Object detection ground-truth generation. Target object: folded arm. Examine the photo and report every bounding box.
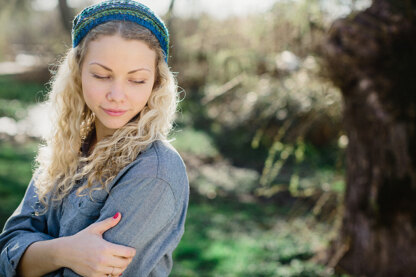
[85,174,188,277]
[0,177,59,277]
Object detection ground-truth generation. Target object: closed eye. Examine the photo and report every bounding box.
[131,80,146,84]
[92,74,109,80]
[91,74,145,84]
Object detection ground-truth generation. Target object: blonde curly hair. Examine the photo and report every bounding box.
[33,21,178,215]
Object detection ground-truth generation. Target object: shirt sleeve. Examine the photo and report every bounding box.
[0,176,55,277]
[94,175,185,277]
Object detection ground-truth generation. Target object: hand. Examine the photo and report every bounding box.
[60,212,136,277]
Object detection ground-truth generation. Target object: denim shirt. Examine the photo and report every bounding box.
[0,140,189,277]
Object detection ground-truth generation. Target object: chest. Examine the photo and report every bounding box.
[58,180,110,237]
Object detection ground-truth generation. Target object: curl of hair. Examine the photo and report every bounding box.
[33,21,178,215]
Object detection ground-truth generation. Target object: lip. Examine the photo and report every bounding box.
[102,107,127,116]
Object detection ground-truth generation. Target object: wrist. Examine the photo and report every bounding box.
[53,236,73,268]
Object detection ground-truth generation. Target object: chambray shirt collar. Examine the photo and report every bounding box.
[80,127,155,158]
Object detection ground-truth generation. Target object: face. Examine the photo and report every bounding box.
[81,35,157,140]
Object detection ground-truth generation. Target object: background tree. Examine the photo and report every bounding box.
[58,0,74,33]
[324,0,416,275]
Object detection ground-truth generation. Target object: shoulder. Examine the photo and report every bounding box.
[152,140,188,182]
[135,140,187,178]
[117,140,189,201]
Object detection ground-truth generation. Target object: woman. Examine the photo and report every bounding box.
[0,1,189,276]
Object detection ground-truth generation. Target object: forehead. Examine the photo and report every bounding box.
[83,35,157,70]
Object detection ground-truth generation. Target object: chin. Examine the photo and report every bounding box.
[101,120,128,130]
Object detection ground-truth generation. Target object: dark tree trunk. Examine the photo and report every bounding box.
[324,0,416,276]
[58,0,74,33]
[165,0,176,64]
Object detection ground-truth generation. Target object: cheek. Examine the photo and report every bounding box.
[130,88,152,107]
[142,83,154,102]
[81,76,105,107]
[81,83,95,107]
[81,73,91,103]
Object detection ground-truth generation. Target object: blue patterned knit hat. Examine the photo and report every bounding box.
[72,0,169,63]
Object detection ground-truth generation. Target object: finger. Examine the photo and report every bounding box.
[107,255,132,269]
[108,243,136,258]
[89,212,122,235]
[104,264,125,276]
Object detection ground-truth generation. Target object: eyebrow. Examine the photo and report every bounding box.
[89,62,151,74]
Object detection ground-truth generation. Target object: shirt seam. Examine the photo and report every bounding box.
[152,142,179,206]
[125,178,177,247]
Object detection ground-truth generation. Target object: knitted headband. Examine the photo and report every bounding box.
[72,0,169,63]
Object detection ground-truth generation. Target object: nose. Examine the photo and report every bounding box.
[107,80,125,102]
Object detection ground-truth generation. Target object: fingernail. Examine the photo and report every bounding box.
[113,212,119,219]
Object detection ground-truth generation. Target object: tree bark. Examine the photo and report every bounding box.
[165,0,176,64]
[324,0,416,276]
[58,0,74,34]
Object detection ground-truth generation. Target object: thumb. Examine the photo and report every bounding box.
[89,212,121,235]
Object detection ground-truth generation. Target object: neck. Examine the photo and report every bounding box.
[89,132,97,154]
[94,120,116,142]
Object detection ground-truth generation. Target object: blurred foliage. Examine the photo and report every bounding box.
[0,76,46,103]
[0,99,29,120]
[169,0,347,203]
[0,0,372,275]
[172,196,334,276]
[0,76,47,120]
[0,141,349,276]
[0,0,80,61]
[170,128,219,159]
[0,140,38,226]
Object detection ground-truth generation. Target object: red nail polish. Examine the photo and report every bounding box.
[113,212,119,219]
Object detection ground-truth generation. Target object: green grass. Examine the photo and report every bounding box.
[0,76,47,120]
[0,76,47,103]
[0,140,38,225]
[171,196,333,276]
[0,98,30,120]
